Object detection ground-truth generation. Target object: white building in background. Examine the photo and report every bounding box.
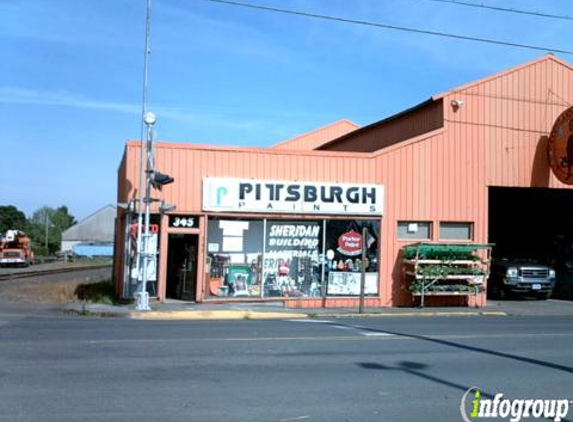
[61,205,116,254]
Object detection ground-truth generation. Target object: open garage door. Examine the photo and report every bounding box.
[488,187,573,298]
[489,187,573,262]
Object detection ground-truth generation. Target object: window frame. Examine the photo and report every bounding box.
[438,221,474,241]
[397,220,433,241]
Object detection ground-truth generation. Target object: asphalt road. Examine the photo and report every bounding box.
[0,311,571,422]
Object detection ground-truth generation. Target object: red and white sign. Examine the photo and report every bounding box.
[337,230,363,256]
[547,106,573,185]
[130,223,159,237]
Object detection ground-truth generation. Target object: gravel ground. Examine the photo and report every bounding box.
[0,266,112,304]
[0,260,110,275]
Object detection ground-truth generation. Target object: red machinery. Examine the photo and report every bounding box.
[0,230,34,267]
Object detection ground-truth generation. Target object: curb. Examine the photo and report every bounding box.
[129,310,309,320]
[64,306,507,320]
[316,311,508,318]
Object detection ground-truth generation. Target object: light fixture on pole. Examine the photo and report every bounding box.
[144,111,156,126]
[159,201,176,213]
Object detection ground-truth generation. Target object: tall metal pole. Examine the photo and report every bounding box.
[358,227,368,314]
[135,0,152,298]
[44,213,49,252]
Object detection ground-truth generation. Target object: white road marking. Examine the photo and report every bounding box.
[286,319,394,336]
[278,416,310,422]
[361,331,394,336]
[283,319,333,323]
[548,299,573,304]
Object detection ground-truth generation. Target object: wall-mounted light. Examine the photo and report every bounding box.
[451,99,465,110]
[159,201,176,213]
[117,198,137,211]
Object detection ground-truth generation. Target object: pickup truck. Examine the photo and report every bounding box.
[488,259,555,299]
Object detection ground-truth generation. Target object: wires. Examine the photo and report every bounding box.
[191,0,573,55]
[423,0,573,21]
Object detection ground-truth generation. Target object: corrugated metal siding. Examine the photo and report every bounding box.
[117,150,128,203]
[319,100,444,152]
[272,120,359,150]
[445,56,573,189]
[62,205,116,242]
[372,129,487,304]
[114,151,128,293]
[144,146,377,212]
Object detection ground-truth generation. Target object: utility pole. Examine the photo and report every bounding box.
[134,0,152,302]
[133,0,174,309]
[44,212,49,252]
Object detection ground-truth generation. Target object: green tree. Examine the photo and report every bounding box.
[0,205,27,234]
[53,206,77,230]
[27,206,76,255]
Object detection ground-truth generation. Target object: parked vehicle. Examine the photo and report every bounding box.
[0,230,34,267]
[488,258,555,299]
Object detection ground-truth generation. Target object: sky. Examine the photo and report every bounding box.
[2,0,573,221]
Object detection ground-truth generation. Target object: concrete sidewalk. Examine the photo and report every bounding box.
[62,297,573,320]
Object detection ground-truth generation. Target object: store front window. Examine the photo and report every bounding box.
[263,220,323,297]
[324,220,379,296]
[207,218,263,298]
[207,217,380,299]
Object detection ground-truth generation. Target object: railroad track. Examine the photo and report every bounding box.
[0,264,112,282]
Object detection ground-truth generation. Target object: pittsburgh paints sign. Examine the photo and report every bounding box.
[203,178,384,216]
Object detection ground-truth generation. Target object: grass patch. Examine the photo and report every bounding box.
[72,257,113,266]
[75,279,117,305]
[65,308,97,317]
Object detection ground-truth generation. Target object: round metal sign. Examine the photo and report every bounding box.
[337,230,363,256]
[548,106,573,184]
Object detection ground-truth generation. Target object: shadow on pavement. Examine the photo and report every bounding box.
[357,361,495,398]
[355,326,573,375]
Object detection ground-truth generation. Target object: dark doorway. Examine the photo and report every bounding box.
[488,186,573,265]
[166,234,198,301]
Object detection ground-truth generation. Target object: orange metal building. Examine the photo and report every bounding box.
[115,54,573,308]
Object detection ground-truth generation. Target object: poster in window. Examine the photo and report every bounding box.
[326,272,378,295]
